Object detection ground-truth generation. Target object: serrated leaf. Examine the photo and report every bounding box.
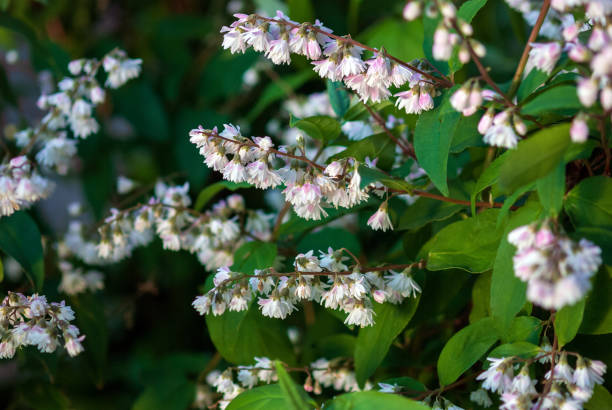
[521,85,581,115]
[437,317,499,386]
[0,212,44,290]
[499,123,571,194]
[327,80,350,118]
[325,391,429,410]
[564,176,612,229]
[227,384,286,410]
[354,296,421,386]
[291,115,341,142]
[536,161,565,217]
[555,299,586,347]
[275,362,313,410]
[425,209,504,273]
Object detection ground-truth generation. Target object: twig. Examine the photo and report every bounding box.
[508,0,552,98]
[363,103,415,158]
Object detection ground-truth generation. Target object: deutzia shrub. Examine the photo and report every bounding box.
[1,0,611,409]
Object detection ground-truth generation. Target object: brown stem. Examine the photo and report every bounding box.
[210,260,426,291]
[410,189,512,209]
[536,311,558,410]
[363,103,415,158]
[271,201,292,240]
[448,19,513,106]
[254,15,453,88]
[508,0,552,98]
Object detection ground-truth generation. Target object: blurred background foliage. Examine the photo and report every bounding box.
[0,0,596,409]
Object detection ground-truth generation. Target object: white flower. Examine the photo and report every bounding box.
[573,357,606,390]
[477,357,514,393]
[483,111,518,149]
[470,388,492,407]
[258,295,296,319]
[367,203,393,231]
[104,54,142,88]
[384,269,421,298]
[254,357,277,383]
[344,302,375,327]
[525,42,561,75]
[192,295,211,315]
[237,369,258,388]
[117,176,137,194]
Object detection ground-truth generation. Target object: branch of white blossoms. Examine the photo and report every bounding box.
[0,292,84,359]
[475,348,607,409]
[195,356,372,410]
[221,11,452,115]
[0,49,142,218]
[193,248,425,328]
[445,0,612,150]
[508,219,602,311]
[64,181,273,272]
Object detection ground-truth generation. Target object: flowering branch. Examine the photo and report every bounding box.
[508,0,552,98]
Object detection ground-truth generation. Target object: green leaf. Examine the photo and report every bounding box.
[330,132,396,170]
[555,299,586,347]
[227,384,286,410]
[491,200,542,333]
[206,303,294,365]
[585,385,612,410]
[499,123,571,194]
[536,161,565,217]
[359,19,424,62]
[327,80,350,118]
[489,341,541,359]
[470,151,511,215]
[325,391,429,410]
[297,227,361,258]
[580,268,612,335]
[517,69,549,101]
[194,181,251,211]
[231,241,277,273]
[425,209,504,273]
[564,176,612,229]
[0,212,44,290]
[287,0,314,22]
[132,378,195,410]
[505,316,542,344]
[354,296,421,386]
[414,88,462,196]
[437,317,499,386]
[291,115,341,142]
[521,85,581,116]
[275,362,313,410]
[457,0,488,21]
[398,197,465,231]
[470,272,491,323]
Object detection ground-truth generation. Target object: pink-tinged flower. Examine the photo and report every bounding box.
[577,77,598,107]
[246,160,282,189]
[433,27,453,60]
[312,57,342,81]
[571,114,589,143]
[477,357,514,393]
[293,200,328,220]
[390,63,413,87]
[525,42,561,75]
[324,161,344,178]
[384,269,421,298]
[222,159,247,183]
[337,51,365,78]
[478,109,495,134]
[403,1,422,20]
[367,203,393,231]
[192,294,212,315]
[574,357,606,389]
[601,85,612,110]
[243,25,272,52]
[364,53,391,88]
[266,35,291,65]
[591,45,612,78]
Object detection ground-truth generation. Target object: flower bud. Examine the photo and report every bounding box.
[577,77,598,107]
[402,1,422,21]
[478,108,494,134]
[570,114,589,143]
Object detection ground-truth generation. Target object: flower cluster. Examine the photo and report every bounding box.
[190,124,373,221]
[476,351,607,409]
[56,260,104,296]
[64,182,272,271]
[0,292,84,358]
[404,1,486,65]
[193,248,422,327]
[1,49,141,218]
[220,11,444,113]
[0,156,53,217]
[508,221,602,310]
